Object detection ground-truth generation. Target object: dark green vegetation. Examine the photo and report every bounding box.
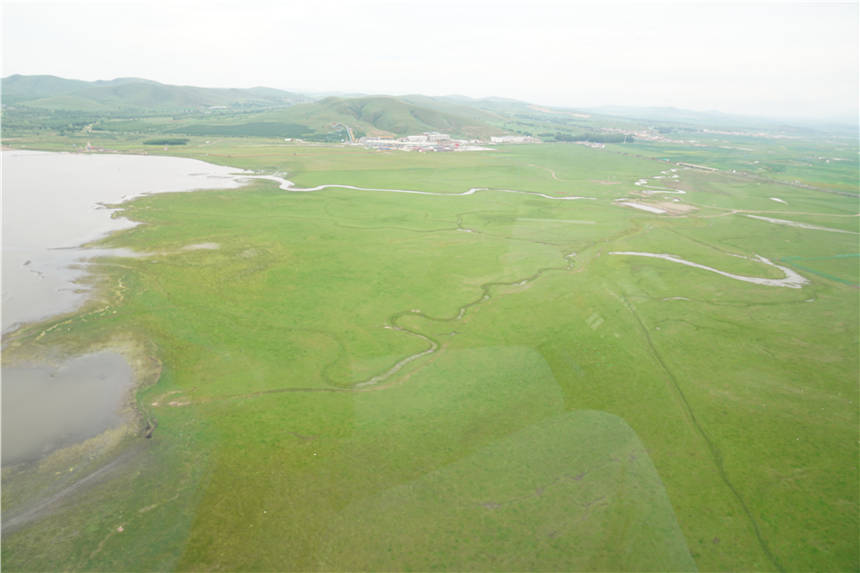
[2,79,859,571]
[143,138,189,146]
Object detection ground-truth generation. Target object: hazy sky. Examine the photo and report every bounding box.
[2,0,858,120]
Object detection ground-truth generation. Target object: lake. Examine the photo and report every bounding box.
[1,149,250,464]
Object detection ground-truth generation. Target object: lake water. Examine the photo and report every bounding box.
[1,351,134,465]
[2,149,248,332]
[1,149,250,464]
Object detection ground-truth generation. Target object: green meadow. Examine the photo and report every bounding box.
[2,139,858,571]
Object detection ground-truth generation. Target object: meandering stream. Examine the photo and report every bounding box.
[242,174,595,200]
[609,251,809,288]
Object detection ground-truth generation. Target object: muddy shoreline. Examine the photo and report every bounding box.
[1,150,242,534]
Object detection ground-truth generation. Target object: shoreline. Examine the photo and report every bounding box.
[0,151,195,534]
[1,149,252,333]
[1,149,246,510]
[1,332,163,534]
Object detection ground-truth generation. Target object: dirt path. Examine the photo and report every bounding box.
[619,293,786,572]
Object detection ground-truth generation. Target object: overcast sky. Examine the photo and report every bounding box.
[2,0,858,120]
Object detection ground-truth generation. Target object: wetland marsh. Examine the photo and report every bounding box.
[3,0,858,568]
[1,150,248,490]
[2,136,857,572]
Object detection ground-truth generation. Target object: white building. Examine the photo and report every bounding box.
[490,135,540,144]
[425,132,450,142]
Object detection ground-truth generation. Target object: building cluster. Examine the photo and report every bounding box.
[574,141,606,149]
[489,135,540,144]
[358,132,492,152]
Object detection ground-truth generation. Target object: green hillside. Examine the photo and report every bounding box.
[2,75,509,140]
[1,74,306,112]
[1,75,511,138]
[159,95,508,140]
[314,95,505,137]
[1,74,101,104]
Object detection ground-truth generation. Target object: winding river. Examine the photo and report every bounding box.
[241,174,595,200]
[609,251,809,288]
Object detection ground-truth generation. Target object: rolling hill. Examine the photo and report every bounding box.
[171,95,510,140]
[1,74,307,112]
[6,73,827,142]
[2,75,511,139]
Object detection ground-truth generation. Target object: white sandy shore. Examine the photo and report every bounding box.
[609,251,809,288]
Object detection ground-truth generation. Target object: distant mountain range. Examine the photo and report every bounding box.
[583,105,857,133]
[3,74,585,140]
[1,74,308,111]
[4,74,850,141]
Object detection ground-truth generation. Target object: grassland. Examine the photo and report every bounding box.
[2,134,858,571]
